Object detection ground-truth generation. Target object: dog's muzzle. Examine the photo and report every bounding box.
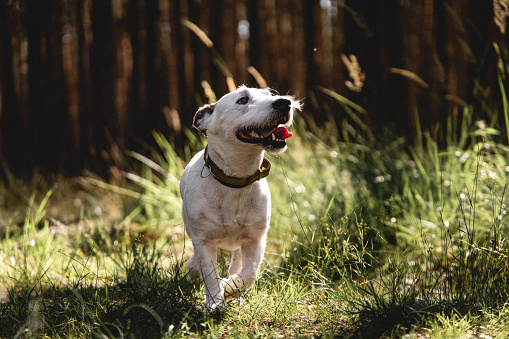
[235,99,293,149]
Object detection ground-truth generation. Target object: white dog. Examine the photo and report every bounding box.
[180,86,300,314]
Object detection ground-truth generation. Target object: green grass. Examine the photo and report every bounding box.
[2,85,509,337]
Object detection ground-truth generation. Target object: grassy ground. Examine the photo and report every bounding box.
[2,107,509,338]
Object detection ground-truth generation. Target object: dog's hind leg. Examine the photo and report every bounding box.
[187,254,200,280]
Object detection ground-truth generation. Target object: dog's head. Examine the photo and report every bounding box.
[193,86,301,154]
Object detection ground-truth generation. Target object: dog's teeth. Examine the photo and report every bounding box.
[271,134,276,141]
[249,131,258,138]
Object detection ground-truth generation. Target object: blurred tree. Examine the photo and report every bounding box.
[0,0,505,178]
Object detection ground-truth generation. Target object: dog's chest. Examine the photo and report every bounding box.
[218,190,268,227]
[204,186,270,246]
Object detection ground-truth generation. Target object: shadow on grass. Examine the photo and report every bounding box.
[343,241,509,338]
[0,245,205,338]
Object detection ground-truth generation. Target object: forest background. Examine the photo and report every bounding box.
[1,0,507,178]
[2,1,509,337]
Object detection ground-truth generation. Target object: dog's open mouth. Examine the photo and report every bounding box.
[236,117,292,148]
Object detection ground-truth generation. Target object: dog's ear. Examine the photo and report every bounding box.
[193,103,215,136]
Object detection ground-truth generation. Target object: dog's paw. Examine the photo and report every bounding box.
[204,300,227,316]
[222,275,244,300]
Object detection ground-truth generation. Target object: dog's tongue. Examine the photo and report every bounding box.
[262,126,293,139]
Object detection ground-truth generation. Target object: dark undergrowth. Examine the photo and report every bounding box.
[0,245,203,338]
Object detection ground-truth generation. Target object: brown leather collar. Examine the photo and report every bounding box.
[203,146,271,188]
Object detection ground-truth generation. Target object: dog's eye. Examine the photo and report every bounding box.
[236,97,249,105]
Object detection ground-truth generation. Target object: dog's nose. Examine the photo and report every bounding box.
[272,98,291,112]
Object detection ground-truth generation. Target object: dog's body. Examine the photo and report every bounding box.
[180,86,299,313]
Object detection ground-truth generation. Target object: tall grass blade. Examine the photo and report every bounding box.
[498,74,509,145]
[316,86,374,142]
[181,18,235,87]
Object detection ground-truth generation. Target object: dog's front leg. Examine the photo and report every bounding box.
[193,240,226,314]
[228,248,242,275]
[223,238,266,298]
[223,248,242,301]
